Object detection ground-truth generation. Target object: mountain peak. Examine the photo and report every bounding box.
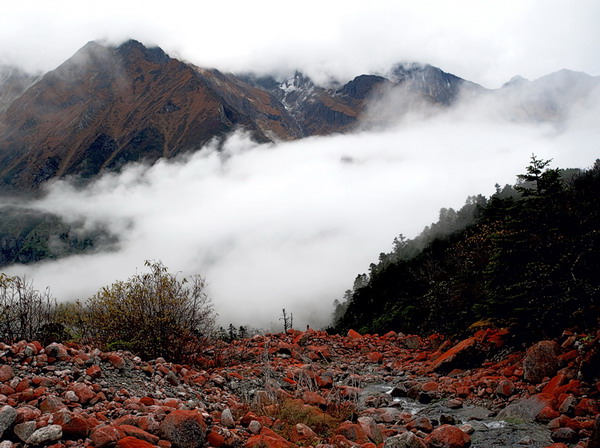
[115,39,170,65]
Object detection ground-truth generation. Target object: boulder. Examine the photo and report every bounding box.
[159,410,207,448]
[383,431,427,448]
[427,337,484,373]
[425,425,471,448]
[0,405,17,438]
[498,393,555,422]
[0,365,15,383]
[347,329,362,339]
[220,408,235,428]
[523,341,560,383]
[91,425,127,448]
[26,425,63,445]
[336,422,370,444]
[14,421,37,442]
[44,342,69,361]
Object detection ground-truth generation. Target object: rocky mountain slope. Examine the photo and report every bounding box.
[2,39,598,192]
[0,66,38,113]
[0,328,598,448]
[0,40,303,190]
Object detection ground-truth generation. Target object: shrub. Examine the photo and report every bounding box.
[84,260,216,362]
[0,273,57,343]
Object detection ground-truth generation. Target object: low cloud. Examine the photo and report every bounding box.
[4,90,600,330]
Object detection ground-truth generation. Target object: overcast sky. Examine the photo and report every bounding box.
[1,0,600,87]
[2,0,600,330]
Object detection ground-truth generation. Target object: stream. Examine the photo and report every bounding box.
[359,384,554,448]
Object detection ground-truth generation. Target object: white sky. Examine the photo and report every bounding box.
[1,0,599,87]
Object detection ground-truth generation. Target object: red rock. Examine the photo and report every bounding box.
[108,354,125,370]
[557,349,578,363]
[422,381,439,392]
[119,425,159,444]
[495,379,515,397]
[523,341,560,383]
[240,412,260,427]
[357,416,384,443]
[367,352,384,363]
[117,436,155,448]
[428,337,479,373]
[575,397,598,416]
[316,374,333,388]
[159,410,206,448]
[15,405,42,423]
[91,425,126,448]
[14,378,29,392]
[407,416,434,433]
[303,391,326,407]
[0,365,15,382]
[54,412,90,439]
[425,425,471,448]
[347,329,362,339]
[40,396,67,414]
[336,422,370,444]
[245,428,292,448]
[536,406,560,423]
[44,343,69,361]
[543,374,567,396]
[207,431,226,447]
[139,396,155,406]
[70,383,95,404]
[289,423,317,442]
[86,365,102,379]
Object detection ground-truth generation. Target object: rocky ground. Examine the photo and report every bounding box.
[0,328,598,448]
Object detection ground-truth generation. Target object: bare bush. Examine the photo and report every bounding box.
[0,273,57,343]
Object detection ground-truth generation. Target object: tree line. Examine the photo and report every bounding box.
[331,156,600,342]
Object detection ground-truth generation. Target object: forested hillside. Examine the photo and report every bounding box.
[332,157,600,341]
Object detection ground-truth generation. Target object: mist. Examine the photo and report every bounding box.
[1,1,600,88]
[3,83,599,330]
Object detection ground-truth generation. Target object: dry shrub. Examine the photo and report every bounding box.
[83,260,216,362]
[0,273,58,343]
[273,398,338,438]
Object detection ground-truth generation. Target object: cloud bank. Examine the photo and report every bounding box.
[1,0,600,87]
[5,88,599,330]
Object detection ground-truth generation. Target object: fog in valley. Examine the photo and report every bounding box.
[4,83,599,329]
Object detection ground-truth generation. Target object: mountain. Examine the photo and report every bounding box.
[0,40,302,190]
[0,41,487,190]
[241,71,390,135]
[0,39,598,192]
[495,69,600,122]
[389,62,484,105]
[0,65,38,113]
